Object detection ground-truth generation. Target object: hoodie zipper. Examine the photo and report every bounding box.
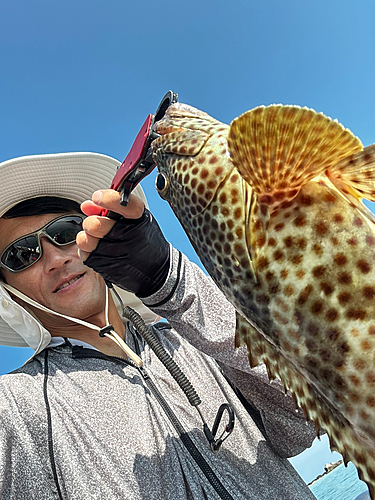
[128,327,235,500]
[71,333,235,500]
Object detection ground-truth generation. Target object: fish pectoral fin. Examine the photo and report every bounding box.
[227,105,362,206]
[327,144,375,201]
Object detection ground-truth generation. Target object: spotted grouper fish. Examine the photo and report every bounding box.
[151,102,375,496]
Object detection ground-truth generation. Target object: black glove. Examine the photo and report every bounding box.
[83,209,170,298]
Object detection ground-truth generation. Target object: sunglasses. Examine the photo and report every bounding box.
[0,214,85,273]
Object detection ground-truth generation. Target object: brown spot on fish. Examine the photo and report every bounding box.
[234,244,245,256]
[325,193,336,203]
[311,301,324,314]
[268,237,277,246]
[313,243,323,256]
[354,217,363,227]
[333,214,344,223]
[230,174,239,183]
[338,292,351,304]
[227,219,234,229]
[368,326,375,335]
[274,192,286,201]
[265,271,274,281]
[321,282,334,295]
[297,238,307,250]
[280,269,288,279]
[312,265,326,278]
[192,167,199,175]
[294,215,306,227]
[334,253,347,266]
[361,340,372,351]
[258,257,269,269]
[273,250,284,261]
[269,283,280,294]
[307,323,320,336]
[284,285,294,296]
[349,374,361,386]
[256,235,266,248]
[326,309,339,322]
[315,221,328,235]
[297,285,313,305]
[283,236,293,247]
[300,194,314,205]
[296,270,305,279]
[234,207,242,219]
[350,392,361,403]
[366,235,375,246]
[366,372,375,386]
[348,237,358,246]
[355,359,366,371]
[291,254,303,265]
[215,166,224,176]
[346,309,366,321]
[363,286,375,300]
[338,272,352,285]
[275,223,285,232]
[331,237,339,246]
[200,169,209,179]
[366,396,375,407]
[209,156,218,164]
[357,260,371,274]
[327,328,340,342]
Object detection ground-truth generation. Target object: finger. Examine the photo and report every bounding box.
[80,200,103,217]
[76,230,101,254]
[81,215,115,239]
[90,189,145,219]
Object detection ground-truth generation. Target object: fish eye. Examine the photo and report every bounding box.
[155,173,169,197]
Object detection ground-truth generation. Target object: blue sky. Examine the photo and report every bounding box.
[1,0,374,487]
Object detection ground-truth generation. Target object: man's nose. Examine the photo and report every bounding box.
[40,238,75,272]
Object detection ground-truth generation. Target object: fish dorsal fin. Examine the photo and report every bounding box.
[327,144,375,201]
[227,105,363,207]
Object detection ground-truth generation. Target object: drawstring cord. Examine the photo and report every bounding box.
[111,286,235,454]
[2,283,143,366]
[3,282,235,453]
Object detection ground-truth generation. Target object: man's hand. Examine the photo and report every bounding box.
[76,189,170,298]
[77,189,145,260]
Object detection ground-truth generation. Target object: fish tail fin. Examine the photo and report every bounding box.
[227,105,362,207]
[327,144,375,201]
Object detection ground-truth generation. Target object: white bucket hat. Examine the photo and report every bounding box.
[0,152,159,354]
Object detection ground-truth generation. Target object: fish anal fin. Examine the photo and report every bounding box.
[235,312,375,497]
[327,144,375,201]
[227,105,363,205]
[235,313,263,368]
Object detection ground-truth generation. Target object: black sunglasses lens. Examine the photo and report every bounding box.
[1,215,83,272]
[2,235,40,271]
[46,216,83,244]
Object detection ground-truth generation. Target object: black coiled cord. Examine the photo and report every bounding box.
[122,306,201,407]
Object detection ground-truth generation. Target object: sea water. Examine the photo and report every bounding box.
[309,462,369,500]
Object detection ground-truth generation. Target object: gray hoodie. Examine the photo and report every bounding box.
[0,248,317,499]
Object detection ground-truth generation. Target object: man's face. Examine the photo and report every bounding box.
[0,213,106,321]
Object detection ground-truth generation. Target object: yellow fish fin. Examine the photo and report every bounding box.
[227,105,363,207]
[235,312,375,490]
[327,144,375,201]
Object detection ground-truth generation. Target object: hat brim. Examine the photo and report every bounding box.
[0,151,147,216]
[0,152,155,353]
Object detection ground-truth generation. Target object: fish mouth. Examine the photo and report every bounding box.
[53,273,85,293]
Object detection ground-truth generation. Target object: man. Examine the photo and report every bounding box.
[0,152,317,499]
